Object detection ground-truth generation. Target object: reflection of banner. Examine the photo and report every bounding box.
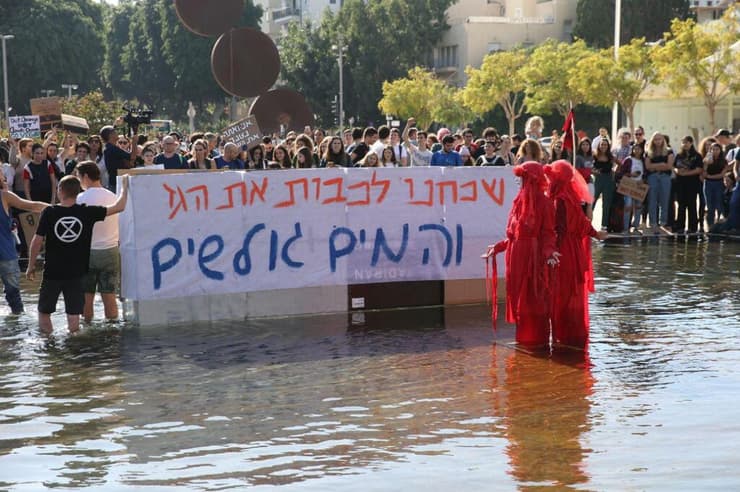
[120,168,515,301]
[8,116,40,138]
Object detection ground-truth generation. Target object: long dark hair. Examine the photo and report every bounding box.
[676,135,698,158]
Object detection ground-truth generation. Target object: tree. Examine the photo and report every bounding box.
[572,38,659,131]
[462,49,528,134]
[0,0,105,114]
[654,10,740,130]
[519,39,594,117]
[572,0,692,48]
[61,91,122,136]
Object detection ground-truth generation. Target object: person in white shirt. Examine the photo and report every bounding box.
[389,128,408,167]
[74,161,121,322]
[370,125,391,158]
[402,118,433,166]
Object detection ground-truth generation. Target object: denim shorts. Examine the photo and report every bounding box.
[81,247,120,294]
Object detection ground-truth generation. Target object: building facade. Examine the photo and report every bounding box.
[255,0,342,40]
[433,0,578,86]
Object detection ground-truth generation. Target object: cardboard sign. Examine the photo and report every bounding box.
[61,114,89,134]
[17,212,40,246]
[8,116,41,139]
[617,178,649,202]
[221,116,262,150]
[30,97,62,131]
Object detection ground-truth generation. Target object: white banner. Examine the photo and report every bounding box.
[120,167,515,301]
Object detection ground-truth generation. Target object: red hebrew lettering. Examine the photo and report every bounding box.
[275,178,310,208]
[436,181,458,205]
[216,182,247,210]
[460,180,478,202]
[347,179,370,206]
[321,177,347,205]
[409,179,434,206]
[481,178,505,205]
[185,185,209,211]
[163,184,188,220]
[249,177,268,204]
[371,171,390,204]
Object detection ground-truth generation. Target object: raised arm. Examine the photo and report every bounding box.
[106,175,129,216]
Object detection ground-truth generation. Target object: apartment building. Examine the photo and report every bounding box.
[433,0,578,86]
[255,0,342,40]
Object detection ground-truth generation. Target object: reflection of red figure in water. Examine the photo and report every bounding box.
[544,160,607,350]
[484,162,560,347]
[490,345,594,488]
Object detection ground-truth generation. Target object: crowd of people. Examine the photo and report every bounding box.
[0,113,738,333]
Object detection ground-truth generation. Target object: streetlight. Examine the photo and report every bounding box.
[61,83,78,99]
[331,34,347,132]
[40,89,56,98]
[611,0,621,144]
[1,34,13,131]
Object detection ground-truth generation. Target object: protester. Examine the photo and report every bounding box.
[431,135,463,166]
[618,142,646,234]
[673,136,703,233]
[497,135,516,167]
[389,129,408,167]
[515,138,544,165]
[64,142,91,176]
[0,172,48,315]
[402,119,432,167]
[154,135,188,169]
[645,132,675,233]
[23,144,57,204]
[271,145,292,169]
[371,125,391,157]
[703,142,730,227]
[320,136,352,168]
[350,127,376,164]
[476,141,504,166]
[75,162,121,323]
[484,162,560,348]
[188,139,216,170]
[357,151,380,168]
[545,161,607,350]
[101,126,138,193]
[592,138,615,231]
[214,143,245,170]
[26,175,129,334]
[380,146,397,167]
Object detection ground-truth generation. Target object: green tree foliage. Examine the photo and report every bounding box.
[573,38,659,131]
[572,0,692,48]
[0,0,105,114]
[462,49,528,135]
[519,39,594,117]
[61,90,122,136]
[653,10,740,130]
[280,0,453,126]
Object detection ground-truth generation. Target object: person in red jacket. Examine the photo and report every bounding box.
[484,162,560,348]
[544,160,608,350]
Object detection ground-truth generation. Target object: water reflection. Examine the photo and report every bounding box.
[490,347,593,490]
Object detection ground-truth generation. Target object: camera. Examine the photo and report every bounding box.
[122,104,153,135]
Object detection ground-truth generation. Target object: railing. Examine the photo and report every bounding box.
[272,7,300,21]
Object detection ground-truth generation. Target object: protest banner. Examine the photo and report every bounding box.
[220,116,262,150]
[119,167,514,301]
[8,116,40,139]
[61,114,90,134]
[30,97,62,131]
[617,178,649,202]
[17,212,40,248]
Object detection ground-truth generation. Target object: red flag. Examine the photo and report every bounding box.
[562,109,575,152]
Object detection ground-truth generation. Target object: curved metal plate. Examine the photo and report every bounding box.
[211,28,280,98]
[174,0,244,37]
[249,89,315,134]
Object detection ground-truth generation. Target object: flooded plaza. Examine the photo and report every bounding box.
[1,236,739,491]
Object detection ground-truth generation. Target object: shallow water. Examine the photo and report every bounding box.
[1,237,739,491]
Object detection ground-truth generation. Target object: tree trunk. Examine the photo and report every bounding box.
[707,100,716,132]
[625,105,635,135]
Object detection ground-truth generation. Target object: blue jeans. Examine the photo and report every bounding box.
[623,195,642,230]
[0,259,23,313]
[703,179,724,227]
[647,173,671,227]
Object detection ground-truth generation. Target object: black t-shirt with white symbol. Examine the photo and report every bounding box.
[36,204,107,280]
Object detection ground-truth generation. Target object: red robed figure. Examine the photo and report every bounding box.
[544,160,602,350]
[486,162,558,347]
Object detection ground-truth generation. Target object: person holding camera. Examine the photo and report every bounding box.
[101,125,138,193]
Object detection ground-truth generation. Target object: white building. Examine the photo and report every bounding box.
[255,0,342,40]
[433,0,578,86]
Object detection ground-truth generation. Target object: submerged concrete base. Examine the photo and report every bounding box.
[123,285,349,326]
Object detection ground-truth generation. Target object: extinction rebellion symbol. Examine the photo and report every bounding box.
[54,217,83,243]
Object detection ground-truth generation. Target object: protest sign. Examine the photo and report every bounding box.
[220,116,262,150]
[617,178,649,202]
[61,114,90,134]
[17,212,40,248]
[30,97,62,131]
[119,167,514,301]
[8,116,40,139]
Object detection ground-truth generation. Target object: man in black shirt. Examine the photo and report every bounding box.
[101,125,138,193]
[26,174,129,334]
